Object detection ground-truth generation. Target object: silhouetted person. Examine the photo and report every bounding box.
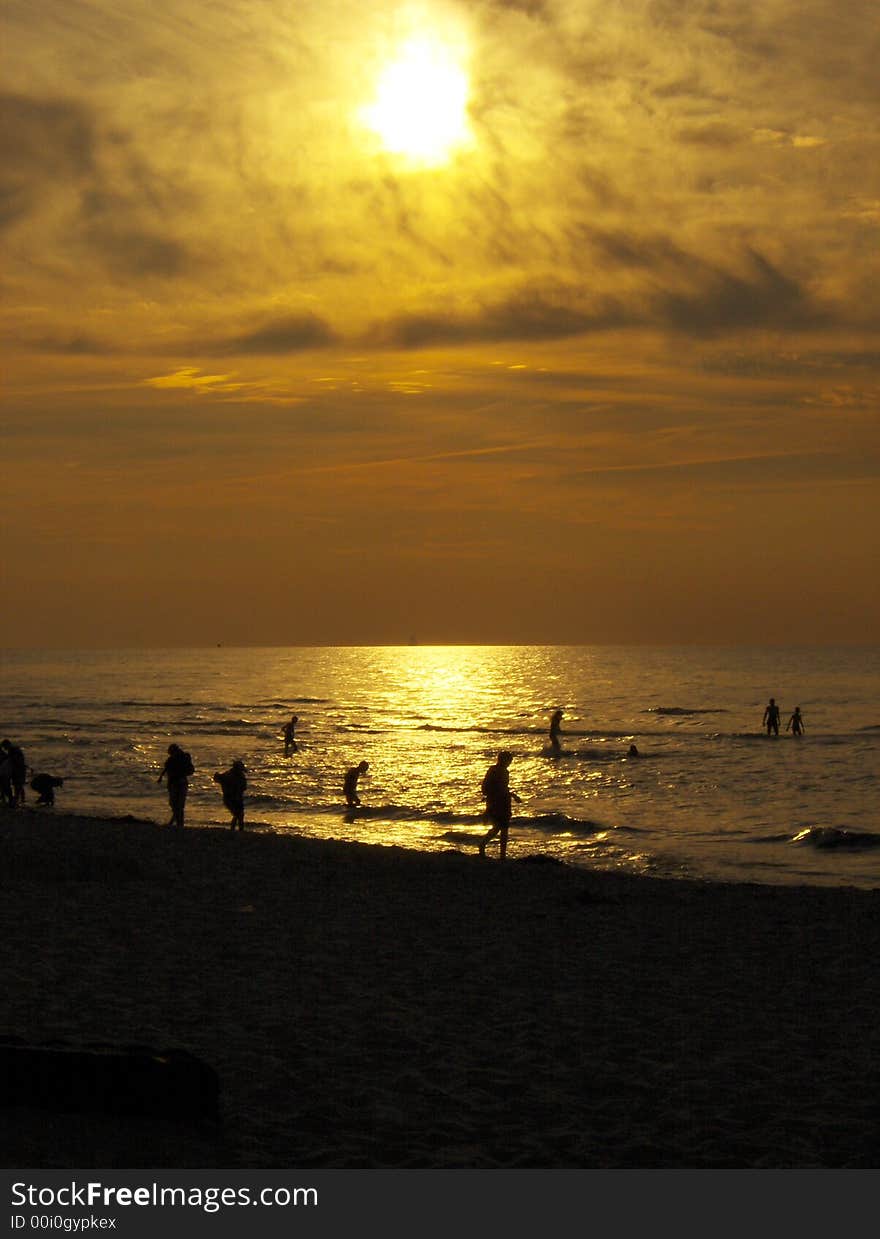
[31,773,64,806]
[283,715,299,756]
[0,750,15,807]
[158,742,194,828]
[343,760,369,808]
[787,706,805,736]
[1,740,27,806]
[478,751,521,862]
[214,759,247,830]
[549,710,564,752]
[627,744,640,758]
[763,698,781,736]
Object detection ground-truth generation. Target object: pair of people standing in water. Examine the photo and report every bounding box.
[763,699,806,736]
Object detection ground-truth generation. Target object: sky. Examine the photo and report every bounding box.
[3,0,879,647]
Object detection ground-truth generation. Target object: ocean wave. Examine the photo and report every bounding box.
[115,700,202,709]
[436,812,616,844]
[239,801,617,839]
[241,791,306,807]
[791,826,880,851]
[416,724,643,743]
[524,812,612,836]
[646,707,729,716]
[416,724,540,736]
[265,698,330,706]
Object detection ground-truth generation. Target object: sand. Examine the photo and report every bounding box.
[1,809,878,1169]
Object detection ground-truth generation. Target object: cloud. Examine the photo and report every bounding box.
[655,249,828,335]
[368,245,828,347]
[677,122,743,148]
[752,128,827,149]
[562,450,880,488]
[699,347,880,378]
[2,331,122,356]
[584,228,692,272]
[82,221,192,278]
[369,286,633,348]
[144,368,245,393]
[3,5,877,359]
[0,92,96,228]
[193,313,339,355]
[0,88,197,280]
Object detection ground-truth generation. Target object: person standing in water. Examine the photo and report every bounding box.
[283,715,299,756]
[343,760,369,808]
[478,751,521,862]
[787,706,805,736]
[762,698,781,736]
[158,742,194,828]
[214,759,247,830]
[549,709,564,753]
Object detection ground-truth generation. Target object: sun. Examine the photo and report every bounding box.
[361,36,472,166]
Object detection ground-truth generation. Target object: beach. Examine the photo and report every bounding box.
[1,810,878,1169]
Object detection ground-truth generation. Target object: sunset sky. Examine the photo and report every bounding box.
[3,0,878,647]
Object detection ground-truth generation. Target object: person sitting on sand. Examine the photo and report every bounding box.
[343,760,369,808]
[158,742,194,828]
[762,698,781,737]
[214,759,247,831]
[549,710,564,752]
[283,715,299,756]
[30,773,64,806]
[478,751,521,862]
[787,706,805,736]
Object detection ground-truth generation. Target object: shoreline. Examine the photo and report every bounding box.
[2,810,878,1168]
[12,802,880,894]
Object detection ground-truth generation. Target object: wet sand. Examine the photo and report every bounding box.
[1,810,878,1168]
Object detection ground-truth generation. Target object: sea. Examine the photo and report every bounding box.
[2,645,878,891]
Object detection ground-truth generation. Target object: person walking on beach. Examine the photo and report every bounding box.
[214,759,247,831]
[549,710,564,753]
[283,715,299,756]
[343,760,369,808]
[762,698,781,736]
[787,706,805,736]
[0,748,15,807]
[478,751,521,862]
[1,740,27,806]
[158,742,194,828]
